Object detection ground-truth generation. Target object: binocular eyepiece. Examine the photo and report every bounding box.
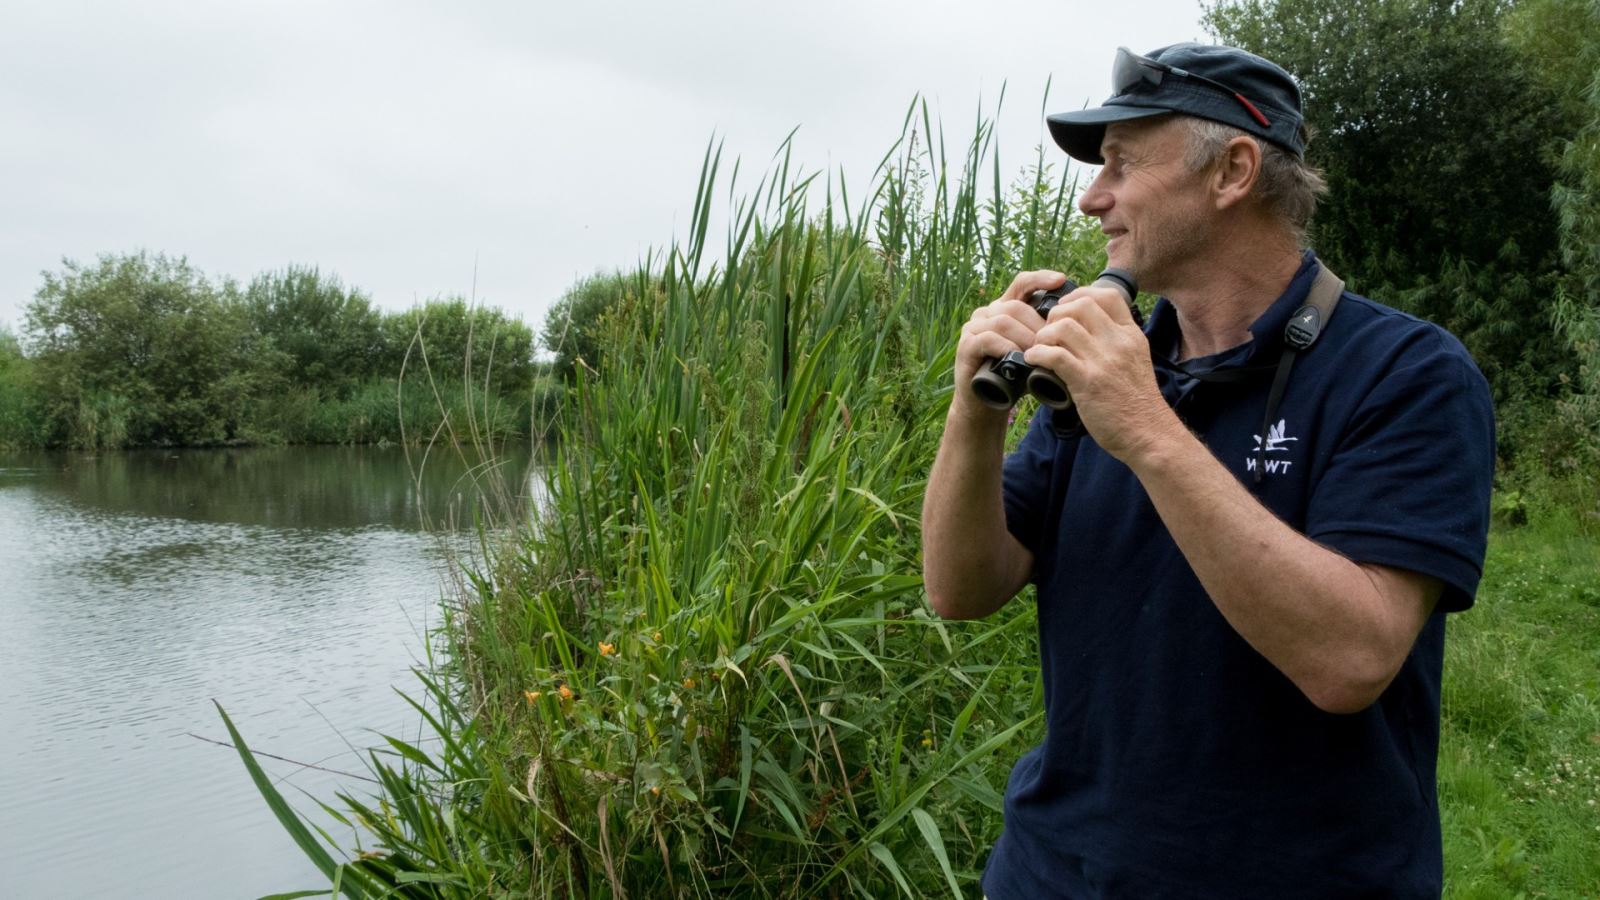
[969,268,1139,411]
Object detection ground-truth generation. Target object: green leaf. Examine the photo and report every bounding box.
[215,702,373,899]
[912,807,962,899]
[382,735,442,775]
[396,871,471,886]
[867,842,915,898]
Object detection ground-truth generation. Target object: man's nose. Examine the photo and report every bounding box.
[1078,169,1111,217]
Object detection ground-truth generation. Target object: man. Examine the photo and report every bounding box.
[921,43,1494,898]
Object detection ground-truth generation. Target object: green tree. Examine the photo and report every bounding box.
[23,252,272,447]
[1203,0,1574,400]
[542,271,632,380]
[1506,0,1600,470]
[1507,0,1600,320]
[382,297,535,397]
[245,265,383,398]
[0,325,47,447]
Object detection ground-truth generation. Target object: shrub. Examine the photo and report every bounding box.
[543,271,635,380]
[22,252,274,446]
[246,265,385,399]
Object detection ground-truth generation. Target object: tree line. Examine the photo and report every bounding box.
[1202,0,1600,486]
[0,253,546,449]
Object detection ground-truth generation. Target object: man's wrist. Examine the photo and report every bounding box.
[947,388,1014,433]
[1118,405,1195,475]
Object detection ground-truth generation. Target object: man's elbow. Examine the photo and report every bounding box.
[924,586,988,621]
[1301,663,1399,715]
[922,568,1011,621]
[921,537,1033,621]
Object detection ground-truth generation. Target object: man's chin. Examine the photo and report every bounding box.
[1104,242,1131,271]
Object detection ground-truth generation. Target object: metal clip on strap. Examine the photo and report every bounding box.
[1255,263,1344,483]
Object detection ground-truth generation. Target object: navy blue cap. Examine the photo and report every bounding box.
[1048,43,1306,164]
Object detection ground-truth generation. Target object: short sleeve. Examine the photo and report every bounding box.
[1002,405,1062,558]
[1306,331,1496,612]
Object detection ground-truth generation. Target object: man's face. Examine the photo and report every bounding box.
[1077,117,1211,292]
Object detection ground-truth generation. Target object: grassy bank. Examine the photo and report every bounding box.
[1441,504,1600,897]
[227,106,1600,898]
[0,369,556,449]
[238,376,554,447]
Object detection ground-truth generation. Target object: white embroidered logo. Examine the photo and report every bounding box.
[1246,419,1299,476]
[1252,419,1299,453]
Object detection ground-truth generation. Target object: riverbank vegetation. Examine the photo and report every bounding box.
[228,0,1600,896]
[0,255,548,449]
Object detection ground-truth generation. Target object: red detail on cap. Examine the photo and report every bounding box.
[1235,94,1271,127]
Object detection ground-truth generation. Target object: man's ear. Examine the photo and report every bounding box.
[1212,136,1262,211]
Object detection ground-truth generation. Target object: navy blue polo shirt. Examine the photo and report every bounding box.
[982,252,1495,899]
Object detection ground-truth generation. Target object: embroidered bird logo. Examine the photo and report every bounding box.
[1252,419,1299,453]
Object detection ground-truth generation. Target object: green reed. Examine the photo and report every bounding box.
[438,95,1105,897]
[223,92,1103,898]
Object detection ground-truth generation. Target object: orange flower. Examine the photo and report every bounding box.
[558,684,574,701]
[650,786,661,796]
[682,677,697,689]
[599,642,616,657]
[524,690,542,705]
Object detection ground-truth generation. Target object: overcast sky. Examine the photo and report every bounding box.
[1,0,1209,335]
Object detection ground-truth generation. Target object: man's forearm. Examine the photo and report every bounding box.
[921,399,1033,620]
[1124,411,1438,713]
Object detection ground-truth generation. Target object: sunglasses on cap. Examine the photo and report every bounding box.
[1112,46,1273,128]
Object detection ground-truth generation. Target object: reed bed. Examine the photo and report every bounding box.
[225,95,1107,899]
[450,100,1108,897]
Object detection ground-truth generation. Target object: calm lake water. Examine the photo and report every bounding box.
[0,444,537,899]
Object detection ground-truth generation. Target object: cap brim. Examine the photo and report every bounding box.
[1047,105,1170,164]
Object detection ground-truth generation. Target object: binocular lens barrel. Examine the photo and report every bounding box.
[968,268,1139,411]
[1025,367,1073,407]
[970,351,1030,409]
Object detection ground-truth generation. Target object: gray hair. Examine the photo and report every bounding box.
[1181,118,1328,239]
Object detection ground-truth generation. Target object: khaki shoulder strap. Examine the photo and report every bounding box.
[1253,261,1345,484]
[1285,262,1345,350]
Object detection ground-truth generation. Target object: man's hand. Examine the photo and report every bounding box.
[1023,284,1177,462]
[921,271,1069,621]
[953,270,1065,402]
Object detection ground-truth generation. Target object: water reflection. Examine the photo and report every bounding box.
[0,444,539,900]
[0,443,538,531]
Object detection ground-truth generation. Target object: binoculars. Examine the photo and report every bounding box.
[969,268,1140,410]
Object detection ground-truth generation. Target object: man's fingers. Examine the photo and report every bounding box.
[1001,270,1069,302]
[1046,286,1134,329]
[1022,343,1079,376]
[1090,285,1138,325]
[994,297,1051,330]
[1034,314,1095,356]
[966,310,1040,350]
[966,330,1028,363]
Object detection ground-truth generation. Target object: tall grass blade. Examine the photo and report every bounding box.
[214,702,374,899]
[911,807,963,899]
